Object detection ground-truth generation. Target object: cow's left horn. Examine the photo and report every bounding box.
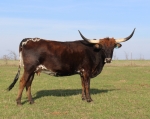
[115,28,136,43]
[78,30,99,44]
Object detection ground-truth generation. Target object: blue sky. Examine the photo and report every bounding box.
[0,0,149,59]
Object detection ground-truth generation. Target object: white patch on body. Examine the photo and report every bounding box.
[76,68,85,75]
[35,65,56,76]
[22,38,41,46]
[19,51,24,66]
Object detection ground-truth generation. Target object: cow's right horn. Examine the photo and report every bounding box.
[78,30,99,44]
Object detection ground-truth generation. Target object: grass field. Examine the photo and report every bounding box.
[0,60,150,119]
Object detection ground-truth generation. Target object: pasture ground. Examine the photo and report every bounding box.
[0,60,150,119]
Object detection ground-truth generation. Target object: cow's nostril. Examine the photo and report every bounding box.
[105,58,112,63]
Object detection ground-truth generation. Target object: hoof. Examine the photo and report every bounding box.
[29,100,34,104]
[17,102,22,106]
[86,98,93,102]
[82,97,86,101]
[16,100,22,105]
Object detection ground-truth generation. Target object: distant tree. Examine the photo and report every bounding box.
[2,50,18,64]
[3,55,9,64]
[140,54,144,60]
[124,52,129,60]
[113,52,118,60]
[8,50,18,60]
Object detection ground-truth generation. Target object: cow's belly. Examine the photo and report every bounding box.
[35,65,57,76]
[34,64,78,76]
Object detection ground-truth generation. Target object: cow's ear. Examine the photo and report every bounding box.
[94,44,102,49]
[115,43,122,49]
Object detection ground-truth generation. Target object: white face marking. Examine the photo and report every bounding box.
[35,65,56,76]
[22,38,41,46]
[104,58,112,63]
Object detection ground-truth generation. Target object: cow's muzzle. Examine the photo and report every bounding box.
[104,58,112,63]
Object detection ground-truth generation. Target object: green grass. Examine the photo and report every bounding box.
[0,60,150,119]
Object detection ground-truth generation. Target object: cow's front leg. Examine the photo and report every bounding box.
[85,79,93,102]
[80,76,86,100]
[81,72,93,102]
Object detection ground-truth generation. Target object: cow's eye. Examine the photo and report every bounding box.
[99,44,102,49]
[115,43,122,49]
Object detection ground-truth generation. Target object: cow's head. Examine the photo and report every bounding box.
[78,28,135,63]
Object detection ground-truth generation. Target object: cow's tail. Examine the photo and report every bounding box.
[7,65,21,91]
[7,49,23,91]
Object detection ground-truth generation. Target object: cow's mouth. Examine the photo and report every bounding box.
[104,58,112,63]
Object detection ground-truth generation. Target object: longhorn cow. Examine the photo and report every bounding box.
[7,29,135,105]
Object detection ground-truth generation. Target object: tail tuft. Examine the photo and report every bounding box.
[7,66,21,91]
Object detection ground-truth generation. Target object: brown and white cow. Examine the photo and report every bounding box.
[7,28,135,105]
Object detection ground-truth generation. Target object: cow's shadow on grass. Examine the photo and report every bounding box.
[32,88,119,100]
[22,88,119,104]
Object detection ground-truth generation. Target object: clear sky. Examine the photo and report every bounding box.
[0,0,149,59]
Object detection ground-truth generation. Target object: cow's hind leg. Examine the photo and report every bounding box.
[16,71,31,105]
[26,73,35,104]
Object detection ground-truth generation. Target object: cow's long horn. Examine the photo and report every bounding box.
[115,28,136,43]
[78,30,99,44]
